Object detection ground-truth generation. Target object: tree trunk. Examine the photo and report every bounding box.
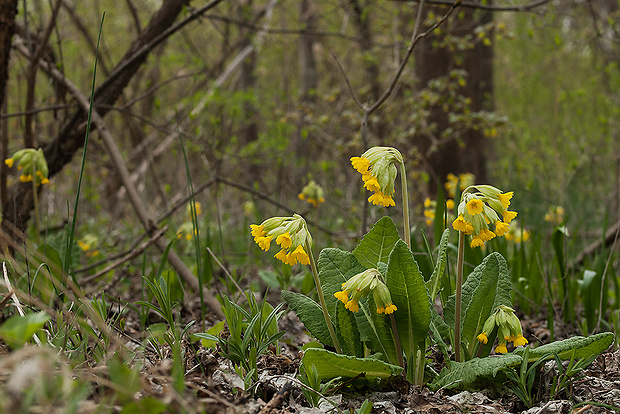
[415,2,493,192]
[0,0,18,243]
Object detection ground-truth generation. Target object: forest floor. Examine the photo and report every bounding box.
[1,271,620,414]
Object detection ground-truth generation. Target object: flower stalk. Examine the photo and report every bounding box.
[307,240,342,354]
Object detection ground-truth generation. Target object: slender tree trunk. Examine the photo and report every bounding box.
[415,2,493,192]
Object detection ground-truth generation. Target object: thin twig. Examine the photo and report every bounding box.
[389,0,549,12]
[206,247,243,294]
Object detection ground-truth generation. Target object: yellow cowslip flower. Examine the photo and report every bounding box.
[452,185,517,248]
[495,344,508,354]
[476,305,528,354]
[5,148,50,186]
[446,199,455,209]
[466,198,484,215]
[334,269,396,315]
[351,147,403,208]
[298,180,325,208]
[250,214,312,266]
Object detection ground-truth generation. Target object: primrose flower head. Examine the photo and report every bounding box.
[334,268,396,315]
[250,214,312,266]
[351,147,403,208]
[477,305,528,354]
[5,148,50,186]
[298,180,325,208]
[452,184,517,248]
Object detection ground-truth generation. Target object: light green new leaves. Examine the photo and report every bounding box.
[430,354,523,391]
[444,252,511,357]
[301,348,402,382]
[281,291,333,347]
[385,240,431,355]
[353,216,400,269]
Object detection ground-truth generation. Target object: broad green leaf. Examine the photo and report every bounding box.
[0,311,50,349]
[282,290,333,347]
[318,248,367,312]
[385,240,431,355]
[335,302,363,357]
[517,332,614,361]
[426,228,451,300]
[444,252,511,355]
[356,297,398,364]
[429,354,523,391]
[353,216,401,269]
[301,348,402,382]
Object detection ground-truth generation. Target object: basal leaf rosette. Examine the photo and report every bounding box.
[251,214,312,266]
[452,185,517,248]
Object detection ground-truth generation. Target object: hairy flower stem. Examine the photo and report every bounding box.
[399,163,410,248]
[306,240,342,354]
[454,230,465,362]
[390,313,404,369]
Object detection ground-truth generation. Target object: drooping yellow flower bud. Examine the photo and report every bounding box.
[250,214,312,266]
[351,147,403,208]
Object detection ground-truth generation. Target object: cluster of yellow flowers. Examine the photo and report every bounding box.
[351,147,403,208]
[298,180,325,208]
[5,148,50,186]
[477,305,528,354]
[452,185,517,248]
[334,269,397,315]
[250,214,311,266]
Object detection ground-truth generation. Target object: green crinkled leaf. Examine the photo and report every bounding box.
[356,297,398,365]
[301,348,402,382]
[518,332,614,361]
[336,301,363,357]
[426,228,451,300]
[429,354,523,391]
[353,217,401,269]
[444,252,512,355]
[318,248,367,312]
[385,240,431,355]
[282,290,333,347]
